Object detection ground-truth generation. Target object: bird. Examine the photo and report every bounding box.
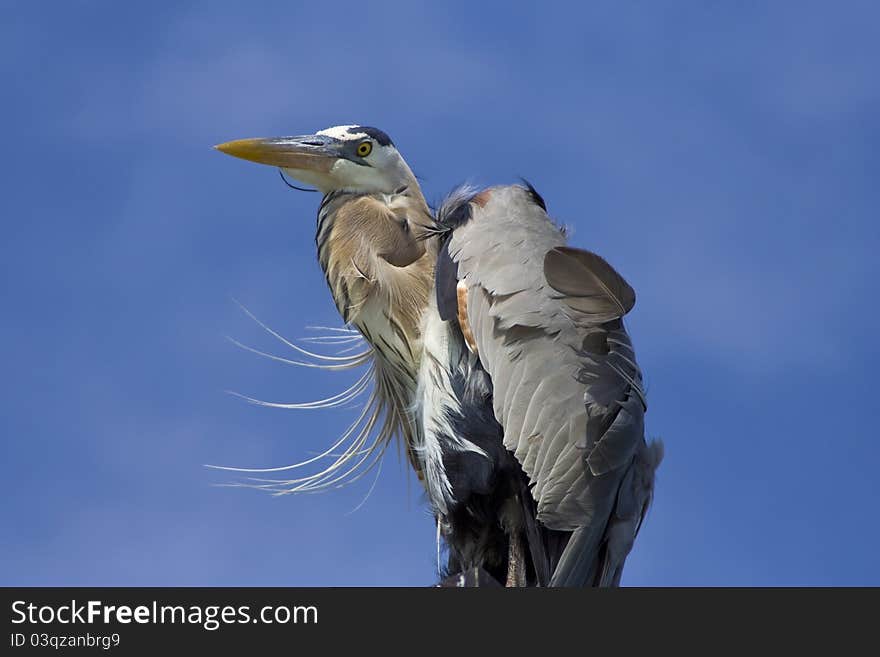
[214,124,663,587]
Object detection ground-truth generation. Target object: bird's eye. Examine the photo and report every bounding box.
[357,141,373,157]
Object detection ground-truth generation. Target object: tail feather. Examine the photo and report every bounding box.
[549,522,608,587]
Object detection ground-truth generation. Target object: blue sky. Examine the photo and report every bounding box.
[2,1,878,586]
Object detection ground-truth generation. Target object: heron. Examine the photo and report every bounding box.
[215,124,663,587]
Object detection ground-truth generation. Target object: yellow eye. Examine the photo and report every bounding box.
[357,141,372,157]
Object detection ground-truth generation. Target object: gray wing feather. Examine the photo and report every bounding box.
[544,246,636,322]
[444,185,662,584]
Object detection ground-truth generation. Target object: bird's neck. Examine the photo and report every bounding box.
[315,189,435,367]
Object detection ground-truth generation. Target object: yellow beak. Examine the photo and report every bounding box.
[214,136,339,173]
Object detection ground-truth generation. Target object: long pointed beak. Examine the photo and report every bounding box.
[214,135,340,173]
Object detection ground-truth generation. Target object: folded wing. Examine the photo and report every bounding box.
[437,184,662,585]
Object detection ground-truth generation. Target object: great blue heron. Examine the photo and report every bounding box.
[215,124,663,587]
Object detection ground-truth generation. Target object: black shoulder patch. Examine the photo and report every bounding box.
[435,240,460,322]
[520,178,547,212]
[350,126,394,146]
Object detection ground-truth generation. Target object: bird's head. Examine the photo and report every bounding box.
[215,124,418,195]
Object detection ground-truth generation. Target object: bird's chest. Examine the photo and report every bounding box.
[413,309,502,517]
[353,297,418,382]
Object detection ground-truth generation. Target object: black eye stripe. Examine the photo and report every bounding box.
[347,126,393,146]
